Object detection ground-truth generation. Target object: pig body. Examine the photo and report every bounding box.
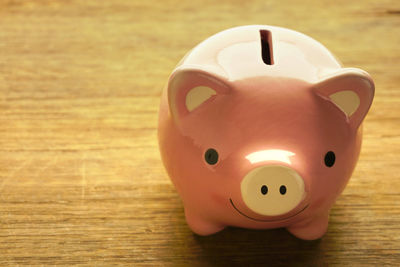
[158,25,374,240]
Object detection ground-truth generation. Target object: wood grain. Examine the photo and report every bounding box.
[0,0,399,265]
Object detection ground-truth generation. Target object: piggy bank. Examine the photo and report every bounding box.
[158,25,374,240]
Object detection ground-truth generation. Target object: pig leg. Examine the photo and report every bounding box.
[286,212,330,240]
[184,209,225,236]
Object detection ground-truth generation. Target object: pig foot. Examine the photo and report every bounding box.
[286,212,330,240]
[184,209,225,236]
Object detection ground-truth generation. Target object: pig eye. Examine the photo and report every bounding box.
[324,151,336,167]
[205,148,219,165]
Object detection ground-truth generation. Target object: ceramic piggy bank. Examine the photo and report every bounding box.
[158,25,374,240]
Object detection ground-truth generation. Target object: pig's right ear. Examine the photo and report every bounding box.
[167,67,230,122]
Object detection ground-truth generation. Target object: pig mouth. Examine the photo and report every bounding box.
[229,198,309,222]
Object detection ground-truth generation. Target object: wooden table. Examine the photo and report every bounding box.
[1,0,399,265]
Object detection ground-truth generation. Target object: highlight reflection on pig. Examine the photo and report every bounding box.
[158,25,374,240]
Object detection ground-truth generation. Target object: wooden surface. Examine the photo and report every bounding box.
[0,0,399,265]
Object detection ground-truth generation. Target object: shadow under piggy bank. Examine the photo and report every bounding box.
[193,227,327,266]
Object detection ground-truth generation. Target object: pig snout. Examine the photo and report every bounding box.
[240,165,305,216]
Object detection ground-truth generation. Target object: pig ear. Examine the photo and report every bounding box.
[168,66,230,122]
[314,68,374,130]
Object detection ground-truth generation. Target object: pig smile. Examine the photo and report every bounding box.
[230,198,309,222]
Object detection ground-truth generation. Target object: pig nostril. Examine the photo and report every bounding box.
[279,185,287,195]
[261,185,268,195]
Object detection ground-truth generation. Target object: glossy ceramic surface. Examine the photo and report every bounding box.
[158,25,374,240]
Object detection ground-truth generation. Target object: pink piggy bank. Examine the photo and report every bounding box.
[158,25,374,240]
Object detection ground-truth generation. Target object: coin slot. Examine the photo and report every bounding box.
[260,29,273,65]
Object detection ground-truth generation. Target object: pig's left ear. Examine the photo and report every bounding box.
[313,68,375,130]
[167,66,231,122]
